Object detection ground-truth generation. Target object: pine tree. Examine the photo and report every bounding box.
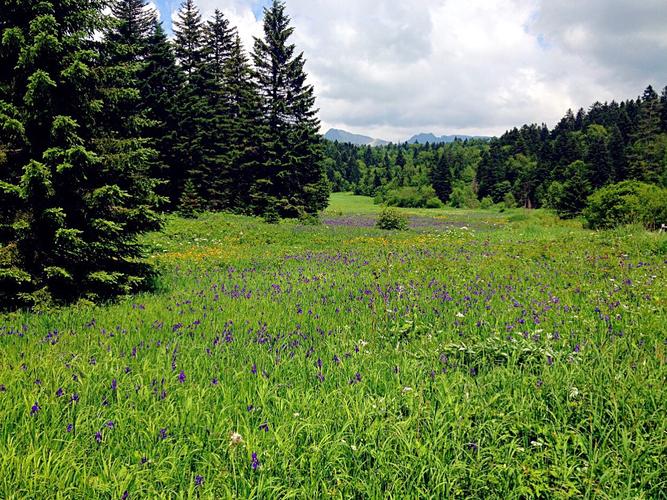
[172,0,208,205]
[141,21,185,207]
[627,86,663,183]
[251,0,329,216]
[0,0,161,308]
[430,150,453,203]
[210,34,263,211]
[660,86,667,133]
[200,10,237,208]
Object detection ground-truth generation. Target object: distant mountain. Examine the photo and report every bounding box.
[407,133,490,144]
[324,128,390,147]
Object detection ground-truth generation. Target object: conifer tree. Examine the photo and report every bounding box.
[0,0,160,308]
[172,0,208,205]
[251,0,329,216]
[141,20,185,207]
[210,34,263,211]
[628,86,664,184]
[430,150,453,203]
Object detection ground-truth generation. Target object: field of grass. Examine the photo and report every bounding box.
[1,194,666,498]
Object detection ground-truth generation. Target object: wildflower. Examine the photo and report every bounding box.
[121,491,129,500]
[230,432,243,446]
[569,387,580,399]
[105,421,114,429]
[211,378,219,386]
[536,379,544,388]
[95,431,102,443]
[456,312,465,318]
[402,386,413,393]
[251,452,260,470]
[141,457,148,465]
[195,475,204,487]
[159,428,168,440]
[56,388,64,397]
[66,423,73,433]
[317,372,325,382]
[259,422,270,432]
[247,405,254,412]
[71,393,79,403]
[0,384,5,392]
[31,402,40,415]
[111,379,117,391]
[251,364,257,375]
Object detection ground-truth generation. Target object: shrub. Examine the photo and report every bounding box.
[450,183,480,208]
[583,181,667,230]
[503,192,517,209]
[384,186,440,208]
[425,197,444,209]
[480,196,494,209]
[376,207,408,230]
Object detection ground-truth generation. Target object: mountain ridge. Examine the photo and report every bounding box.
[324,128,491,146]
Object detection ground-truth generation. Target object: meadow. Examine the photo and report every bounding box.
[0,193,665,498]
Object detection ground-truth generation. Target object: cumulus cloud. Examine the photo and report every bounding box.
[158,0,667,141]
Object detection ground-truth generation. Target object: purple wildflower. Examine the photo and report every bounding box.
[211,378,219,386]
[71,393,79,403]
[95,431,102,443]
[0,384,5,392]
[247,405,254,412]
[111,379,117,391]
[121,491,129,500]
[251,452,260,470]
[31,402,40,415]
[317,372,325,382]
[106,421,114,429]
[259,422,270,432]
[66,423,73,433]
[195,475,204,487]
[251,364,257,375]
[178,370,186,383]
[159,428,168,440]
[56,388,64,397]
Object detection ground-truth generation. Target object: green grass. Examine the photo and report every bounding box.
[1,195,666,498]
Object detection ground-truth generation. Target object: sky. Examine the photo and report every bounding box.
[156,0,667,141]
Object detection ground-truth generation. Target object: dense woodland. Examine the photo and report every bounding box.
[0,0,327,307]
[325,85,667,215]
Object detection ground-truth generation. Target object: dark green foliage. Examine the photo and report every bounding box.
[141,21,185,207]
[0,0,161,308]
[251,0,329,217]
[384,186,442,208]
[583,181,667,230]
[547,161,593,218]
[376,207,408,230]
[430,149,453,202]
[178,177,204,218]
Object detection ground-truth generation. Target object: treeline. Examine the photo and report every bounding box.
[323,139,489,209]
[325,85,667,215]
[0,0,326,308]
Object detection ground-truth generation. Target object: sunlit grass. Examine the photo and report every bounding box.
[1,195,665,497]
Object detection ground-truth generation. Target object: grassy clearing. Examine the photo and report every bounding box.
[1,195,666,498]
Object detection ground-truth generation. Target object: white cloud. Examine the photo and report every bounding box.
[166,0,667,141]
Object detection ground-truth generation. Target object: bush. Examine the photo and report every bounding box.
[480,196,494,209]
[425,197,444,209]
[384,186,440,208]
[450,183,480,208]
[503,192,517,209]
[376,207,408,230]
[584,181,667,230]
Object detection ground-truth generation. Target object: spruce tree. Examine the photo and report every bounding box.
[0,0,160,308]
[627,86,664,183]
[251,0,329,216]
[430,150,453,203]
[172,0,208,206]
[210,34,263,212]
[141,21,185,207]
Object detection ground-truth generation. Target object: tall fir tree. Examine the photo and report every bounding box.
[210,34,263,212]
[140,20,185,207]
[430,150,453,203]
[251,0,329,216]
[627,86,664,184]
[0,0,161,308]
[172,0,207,208]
